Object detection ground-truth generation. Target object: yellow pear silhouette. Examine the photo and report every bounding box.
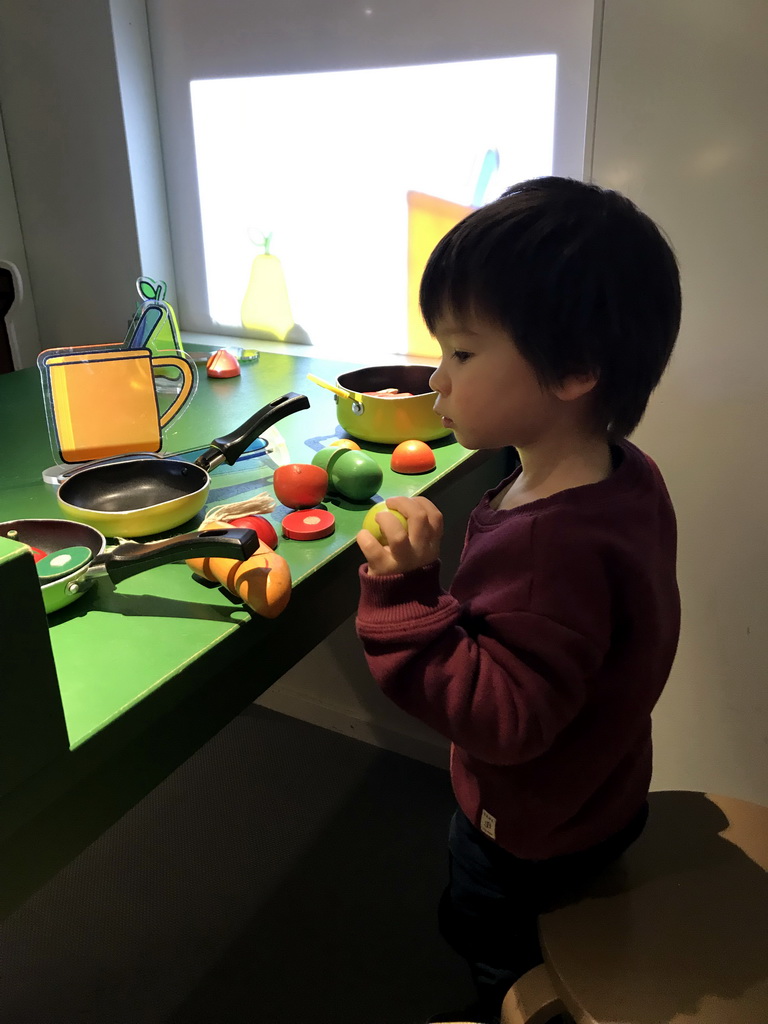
[240,232,294,341]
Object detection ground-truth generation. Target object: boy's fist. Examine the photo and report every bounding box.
[361,501,408,544]
[356,496,443,576]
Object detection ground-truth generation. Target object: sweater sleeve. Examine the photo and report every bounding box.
[355,522,612,766]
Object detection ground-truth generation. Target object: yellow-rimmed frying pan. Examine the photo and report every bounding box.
[55,392,309,537]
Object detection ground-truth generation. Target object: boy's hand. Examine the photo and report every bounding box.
[356,496,443,576]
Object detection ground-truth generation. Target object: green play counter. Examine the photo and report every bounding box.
[0,347,510,917]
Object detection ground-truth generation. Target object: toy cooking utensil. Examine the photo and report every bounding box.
[0,518,260,615]
[54,392,310,537]
[307,366,450,444]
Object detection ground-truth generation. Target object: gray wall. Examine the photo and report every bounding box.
[0,0,172,363]
[0,102,39,366]
[591,0,768,803]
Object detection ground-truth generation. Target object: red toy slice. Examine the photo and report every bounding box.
[281,509,336,540]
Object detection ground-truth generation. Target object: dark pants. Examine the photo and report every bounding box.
[438,803,649,1018]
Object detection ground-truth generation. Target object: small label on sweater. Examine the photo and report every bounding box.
[480,809,496,839]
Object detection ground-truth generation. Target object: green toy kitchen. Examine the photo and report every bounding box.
[0,331,510,917]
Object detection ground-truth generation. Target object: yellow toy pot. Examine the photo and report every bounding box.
[307,364,450,445]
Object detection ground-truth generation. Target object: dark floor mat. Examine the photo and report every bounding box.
[0,706,475,1024]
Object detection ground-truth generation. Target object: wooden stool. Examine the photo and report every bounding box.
[500,790,768,1024]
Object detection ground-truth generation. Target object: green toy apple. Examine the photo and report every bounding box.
[329,450,383,502]
[362,501,408,544]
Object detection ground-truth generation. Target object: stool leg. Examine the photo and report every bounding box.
[499,964,568,1024]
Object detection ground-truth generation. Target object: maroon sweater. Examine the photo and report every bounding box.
[356,441,680,859]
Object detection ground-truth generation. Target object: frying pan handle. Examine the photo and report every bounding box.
[99,528,261,584]
[196,392,311,471]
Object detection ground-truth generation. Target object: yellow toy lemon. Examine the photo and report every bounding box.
[362,501,408,544]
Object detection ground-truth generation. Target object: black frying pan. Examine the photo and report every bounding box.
[55,391,309,537]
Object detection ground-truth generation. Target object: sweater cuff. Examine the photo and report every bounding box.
[357,560,445,626]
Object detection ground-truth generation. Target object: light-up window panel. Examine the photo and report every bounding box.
[191,54,556,358]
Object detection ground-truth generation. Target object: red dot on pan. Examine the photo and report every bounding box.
[281,509,336,541]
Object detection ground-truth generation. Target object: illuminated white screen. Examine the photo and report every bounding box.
[191,55,556,357]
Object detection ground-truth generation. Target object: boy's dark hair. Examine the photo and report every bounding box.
[419,176,681,439]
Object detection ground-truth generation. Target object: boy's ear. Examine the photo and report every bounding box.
[553,371,599,402]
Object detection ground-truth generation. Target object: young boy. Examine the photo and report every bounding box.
[355,176,682,1023]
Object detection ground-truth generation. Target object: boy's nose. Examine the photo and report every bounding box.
[429,365,447,394]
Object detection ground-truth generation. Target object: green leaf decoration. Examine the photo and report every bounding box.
[138,276,167,301]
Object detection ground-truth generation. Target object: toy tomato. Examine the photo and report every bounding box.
[273,463,328,508]
[391,439,436,474]
[229,514,279,549]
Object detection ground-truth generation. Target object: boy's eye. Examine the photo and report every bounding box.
[452,350,472,363]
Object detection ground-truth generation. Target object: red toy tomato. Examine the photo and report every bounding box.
[273,463,328,509]
[390,439,436,474]
[229,514,279,549]
[206,349,241,378]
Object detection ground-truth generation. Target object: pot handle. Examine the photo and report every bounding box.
[95,527,261,584]
[306,374,364,414]
[195,392,310,472]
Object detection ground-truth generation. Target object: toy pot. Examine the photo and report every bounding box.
[307,365,450,445]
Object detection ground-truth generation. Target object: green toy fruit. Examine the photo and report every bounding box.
[329,450,383,502]
[311,446,346,491]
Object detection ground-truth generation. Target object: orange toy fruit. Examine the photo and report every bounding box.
[185,518,231,578]
[328,437,361,451]
[390,439,436,474]
[228,546,292,618]
[185,518,292,618]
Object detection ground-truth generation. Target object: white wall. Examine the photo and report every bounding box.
[591,0,768,804]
